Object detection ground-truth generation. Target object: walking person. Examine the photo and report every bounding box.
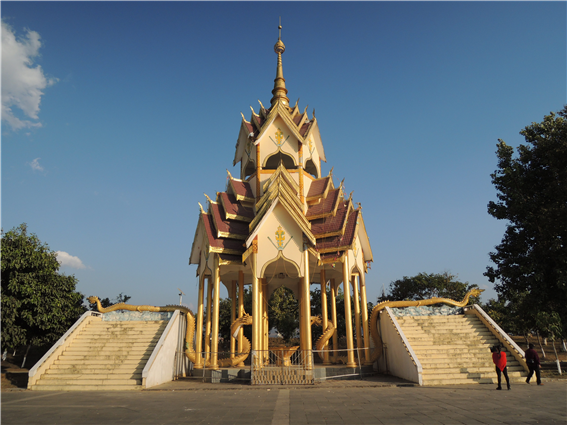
[525,343,543,385]
[491,345,511,390]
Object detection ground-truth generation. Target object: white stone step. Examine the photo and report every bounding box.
[29,384,143,391]
[31,319,168,391]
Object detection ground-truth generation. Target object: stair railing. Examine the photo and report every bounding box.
[143,310,187,388]
[383,306,423,385]
[465,304,529,373]
[28,311,102,389]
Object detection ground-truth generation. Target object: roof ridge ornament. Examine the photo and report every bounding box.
[270,18,290,108]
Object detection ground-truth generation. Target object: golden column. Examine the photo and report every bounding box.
[352,274,362,358]
[237,270,245,366]
[320,269,330,365]
[262,278,269,361]
[299,143,305,206]
[359,271,371,364]
[342,257,356,367]
[230,281,237,360]
[330,278,338,362]
[251,239,260,367]
[194,273,205,369]
[210,256,221,368]
[302,246,313,369]
[256,143,261,202]
[204,275,213,363]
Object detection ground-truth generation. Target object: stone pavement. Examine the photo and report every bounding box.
[1,377,565,424]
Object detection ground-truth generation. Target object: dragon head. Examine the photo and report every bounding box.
[469,288,484,298]
[87,296,99,304]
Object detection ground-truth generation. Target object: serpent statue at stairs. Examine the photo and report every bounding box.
[87,296,252,368]
[368,288,484,363]
[87,297,340,367]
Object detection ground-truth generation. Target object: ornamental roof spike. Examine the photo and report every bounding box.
[294,98,299,109]
[270,21,290,108]
[329,167,334,177]
[198,202,205,213]
[258,99,266,114]
[226,169,233,180]
[204,193,213,207]
[313,108,315,118]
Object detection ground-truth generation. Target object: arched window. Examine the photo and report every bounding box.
[304,159,319,178]
[264,152,297,170]
[244,159,256,178]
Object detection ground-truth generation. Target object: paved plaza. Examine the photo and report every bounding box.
[2,378,565,424]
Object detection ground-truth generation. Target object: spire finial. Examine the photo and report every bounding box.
[270,18,290,108]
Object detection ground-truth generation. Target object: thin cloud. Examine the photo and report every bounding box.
[29,157,44,172]
[1,21,57,131]
[56,251,87,270]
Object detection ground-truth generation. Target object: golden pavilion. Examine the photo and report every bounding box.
[188,29,373,374]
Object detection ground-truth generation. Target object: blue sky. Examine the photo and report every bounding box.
[2,2,565,311]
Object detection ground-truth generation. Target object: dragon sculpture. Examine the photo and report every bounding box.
[88,296,339,367]
[368,288,484,363]
[310,316,336,362]
[87,296,252,368]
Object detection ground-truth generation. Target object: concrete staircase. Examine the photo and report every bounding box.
[396,314,527,386]
[30,319,167,391]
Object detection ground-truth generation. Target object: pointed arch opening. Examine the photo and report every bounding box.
[305,158,319,178]
[264,151,297,170]
[244,159,256,179]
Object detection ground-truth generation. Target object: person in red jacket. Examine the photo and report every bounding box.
[525,343,543,385]
[491,345,510,390]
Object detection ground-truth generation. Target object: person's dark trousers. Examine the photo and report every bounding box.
[526,365,542,385]
[496,366,510,389]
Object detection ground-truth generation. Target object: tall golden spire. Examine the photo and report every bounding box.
[270,18,290,107]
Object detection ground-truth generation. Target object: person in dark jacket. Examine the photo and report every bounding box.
[491,345,511,390]
[525,343,543,385]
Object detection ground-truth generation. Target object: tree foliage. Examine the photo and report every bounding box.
[268,286,299,341]
[485,107,567,337]
[1,224,86,351]
[383,272,480,303]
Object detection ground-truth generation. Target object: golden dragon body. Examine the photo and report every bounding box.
[368,288,483,363]
[87,297,339,367]
[87,296,252,368]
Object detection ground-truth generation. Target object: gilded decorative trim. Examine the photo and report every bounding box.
[217,231,247,241]
[208,246,244,256]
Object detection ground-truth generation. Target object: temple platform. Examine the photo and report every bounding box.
[190,364,376,384]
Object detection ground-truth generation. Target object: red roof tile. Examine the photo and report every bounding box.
[202,213,246,253]
[311,202,349,236]
[306,177,330,199]
[306,188,340,218]
[231,180,254,200]
[315,209,359,251]
[299,122,310,137]
[210,203,249,237]
[219,192,255,220]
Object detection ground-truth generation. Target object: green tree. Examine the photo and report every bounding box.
[269,286,299,342]
[482,291,533,344]
[384,272,480,303]
[1,224,86,353]
[485,107,567,338]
